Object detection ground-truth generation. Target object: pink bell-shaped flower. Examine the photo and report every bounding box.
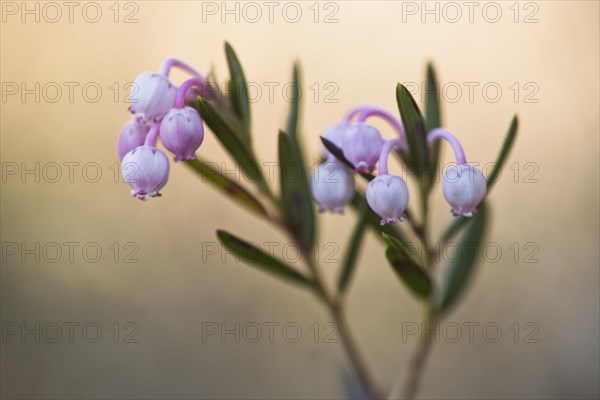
[121,146,170,200]
[342,122,383,173]
[442,163,487,217]
[310,161,356,213]
[321,122,350,161]
[129,72,177,122]
[118,119,149,161]
[159,106,204,161]
[366,174,409,225]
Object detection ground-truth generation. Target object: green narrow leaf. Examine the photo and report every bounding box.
[196,98,267,192]
[286,63,301,140]
[338,198,369,293]
[217,230,311,287]
[224,42,251,141]
[424,63,442,133]
[383,233,432,299]
[440,216,468,243]
[441,116,518,243]
[438,202,489,313]
[425,63,442,188]
[278,130,316,250]
[320,136,354,170]
[320,137,375,181]
[396,83,429,178]
[486,115,519,190]
[185,158,267,218]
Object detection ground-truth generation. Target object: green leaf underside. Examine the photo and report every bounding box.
[438,201,489,313]
[383,233,432,299]
[441,116,517,243]
[216,230,311,286]
[185,158,267,217]
[196,98,266,190]
[224,42,251,143]
[396,83,429,179]
[338,198,369,293]
[278,130,316,250]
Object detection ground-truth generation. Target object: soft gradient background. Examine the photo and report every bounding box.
[1,1,599,399]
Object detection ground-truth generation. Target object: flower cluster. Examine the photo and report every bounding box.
[310,106,487,223]
[118,58,207,200]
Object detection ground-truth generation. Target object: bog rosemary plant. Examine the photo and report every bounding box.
[117,42,518,399]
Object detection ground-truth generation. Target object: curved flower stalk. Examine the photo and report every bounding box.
[116,45,519,400]
[366,139,410,225]
[427,128,487,217]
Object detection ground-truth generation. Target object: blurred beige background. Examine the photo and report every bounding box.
[1,1,598,399]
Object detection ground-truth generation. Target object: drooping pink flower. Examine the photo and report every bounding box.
[341,123,383,173]
[311,161,356,213]
[366,174,409,225]
[129,72,177,122]
[442,163,487,217]
[117,119,149,161]
[121,146,170,200]
[159,106,204,162]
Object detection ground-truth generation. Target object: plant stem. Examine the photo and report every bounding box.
[305,256,382,399]
[399,308,438,399]
[388,185,438,400]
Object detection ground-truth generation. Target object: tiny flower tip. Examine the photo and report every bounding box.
[354,161,372,174]
[174,154,196,162]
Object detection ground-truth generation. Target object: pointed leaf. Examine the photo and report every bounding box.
[486,115,519,190]
[424,63,442,133]
[425,63,442,188]
[383,233,432,299]
[396,83,429,178]
[217,230,311,287]
[278,130,316,250]
[320,136,354,170]
[286,63,301,140]
[438,202,489,313]
[338,198,368,293]
[185,158,267,218]
[196,98,267,192]
[320,137,375,181]
[224,42,251,141]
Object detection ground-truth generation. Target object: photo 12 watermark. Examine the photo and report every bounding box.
[200,1,340,24]
[1,321,140,343]
[1,241,140,264]
[399,1,540,24]
[200,321,339,344]
[1,1,140,24]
